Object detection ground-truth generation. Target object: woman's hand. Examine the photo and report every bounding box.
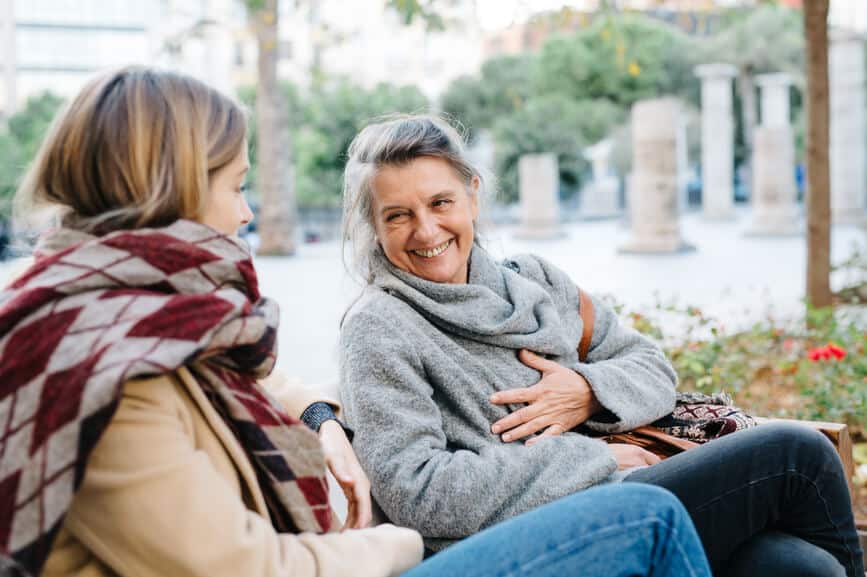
[608,443,661,469]
[489,349,603,446]
[318,420,372,530]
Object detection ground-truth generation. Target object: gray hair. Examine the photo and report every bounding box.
[341,114,490,283]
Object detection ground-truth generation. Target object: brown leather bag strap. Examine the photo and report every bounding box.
[577,288,594,362]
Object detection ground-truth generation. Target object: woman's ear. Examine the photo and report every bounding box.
[470,176,480,221]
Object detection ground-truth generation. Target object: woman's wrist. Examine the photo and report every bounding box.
[301,402,355,441]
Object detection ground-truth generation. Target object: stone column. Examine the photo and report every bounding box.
[516,153,564,239]
[619,98,694,253]
[676,113,690,213]
[830,30,866,224]
[748,73,800,235]
[580,138,620,219]
[695,63,737,219]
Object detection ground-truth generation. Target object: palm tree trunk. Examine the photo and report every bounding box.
[254,0,296,255]
[804,0,831,309]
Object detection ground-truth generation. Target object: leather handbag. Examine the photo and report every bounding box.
[577,289,699,459]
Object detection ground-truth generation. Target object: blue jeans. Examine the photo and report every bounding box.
[626,422,865,577]
[401,484,711,577]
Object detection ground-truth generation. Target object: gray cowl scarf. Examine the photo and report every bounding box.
[342,244,677,551]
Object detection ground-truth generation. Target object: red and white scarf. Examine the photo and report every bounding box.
[0,220,330,577]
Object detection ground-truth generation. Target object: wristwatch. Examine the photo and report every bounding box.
[300,402,355,442]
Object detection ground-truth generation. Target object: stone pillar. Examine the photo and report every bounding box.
[748,73,800,235]
[516,153,564,239]
[580,138,620,219]
[695,63,737,219]
[830,30,866,224]
[619,98,694,253]
[676,114,690,213]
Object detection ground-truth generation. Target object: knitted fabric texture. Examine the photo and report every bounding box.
[341,245,678,551]
[0,220,330,577]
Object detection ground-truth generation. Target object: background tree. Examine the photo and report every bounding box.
[493,95,624,202]
[0,92,64,220]
[533,14,699,108]
[804,0,831,310]
[247,0,297,255]
[439,54,533,143]
[294,81,428,206]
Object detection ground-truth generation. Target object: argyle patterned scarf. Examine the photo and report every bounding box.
[0,220,330,577]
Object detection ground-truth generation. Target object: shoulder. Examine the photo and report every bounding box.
[115,370,200,434]
[503,253,577,293]
[342,286,422,334]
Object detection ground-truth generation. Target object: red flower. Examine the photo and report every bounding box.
[827,343,847,360]
[807,343,847,362]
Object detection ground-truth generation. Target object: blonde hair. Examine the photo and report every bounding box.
[341,114,490,282]
[16,66,246,234]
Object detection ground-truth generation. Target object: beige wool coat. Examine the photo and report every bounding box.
[41,367,423,577]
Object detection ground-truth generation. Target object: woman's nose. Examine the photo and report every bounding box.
[413,212,438,242]
[241,196,254,225]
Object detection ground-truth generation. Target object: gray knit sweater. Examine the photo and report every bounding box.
[340,245,676,551]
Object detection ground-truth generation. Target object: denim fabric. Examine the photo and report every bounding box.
[401,484,711,577]
[626,422,865,577]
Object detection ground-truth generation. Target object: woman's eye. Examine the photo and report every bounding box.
[386,212,407,223]
[433,199,453,208]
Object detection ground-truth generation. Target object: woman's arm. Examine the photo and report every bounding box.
[340,311,617,540]
[574,291,677,433]
[261,371,370,528]
[61,374,421,577]
[506,255,677,434]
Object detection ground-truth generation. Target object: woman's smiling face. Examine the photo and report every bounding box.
[371,156,479,284]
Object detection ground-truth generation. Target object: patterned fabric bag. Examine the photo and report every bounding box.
[651,391,758,443]
[0,220,330,577]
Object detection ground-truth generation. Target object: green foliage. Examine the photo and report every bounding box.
[609,295,867,439]
[386,0,446,30]
[440,12,698,202]
[701,4,804,78]
[533,15,700,108]
[295,81,428,207]
[439,55,533,143]
[492,96,624,202]
[239,80,429,208]
[7,92,64,161]
[0,92,64,219]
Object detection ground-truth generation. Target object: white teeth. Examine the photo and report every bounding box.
[412,239,451,258]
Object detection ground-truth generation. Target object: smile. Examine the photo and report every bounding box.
[411,239,452,258]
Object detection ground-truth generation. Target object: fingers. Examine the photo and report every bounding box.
[497,415,550,442]
[337,469,372,530]
[491,403,541,435]
[517,349,558,372]
[642,449,662,466]
[525,424,564,447]
[355,485,372,528]
[342,487,358,531]
[490,385,538,406]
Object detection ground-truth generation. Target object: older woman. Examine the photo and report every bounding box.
[0,69,710,577]
[339,114,865,577]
